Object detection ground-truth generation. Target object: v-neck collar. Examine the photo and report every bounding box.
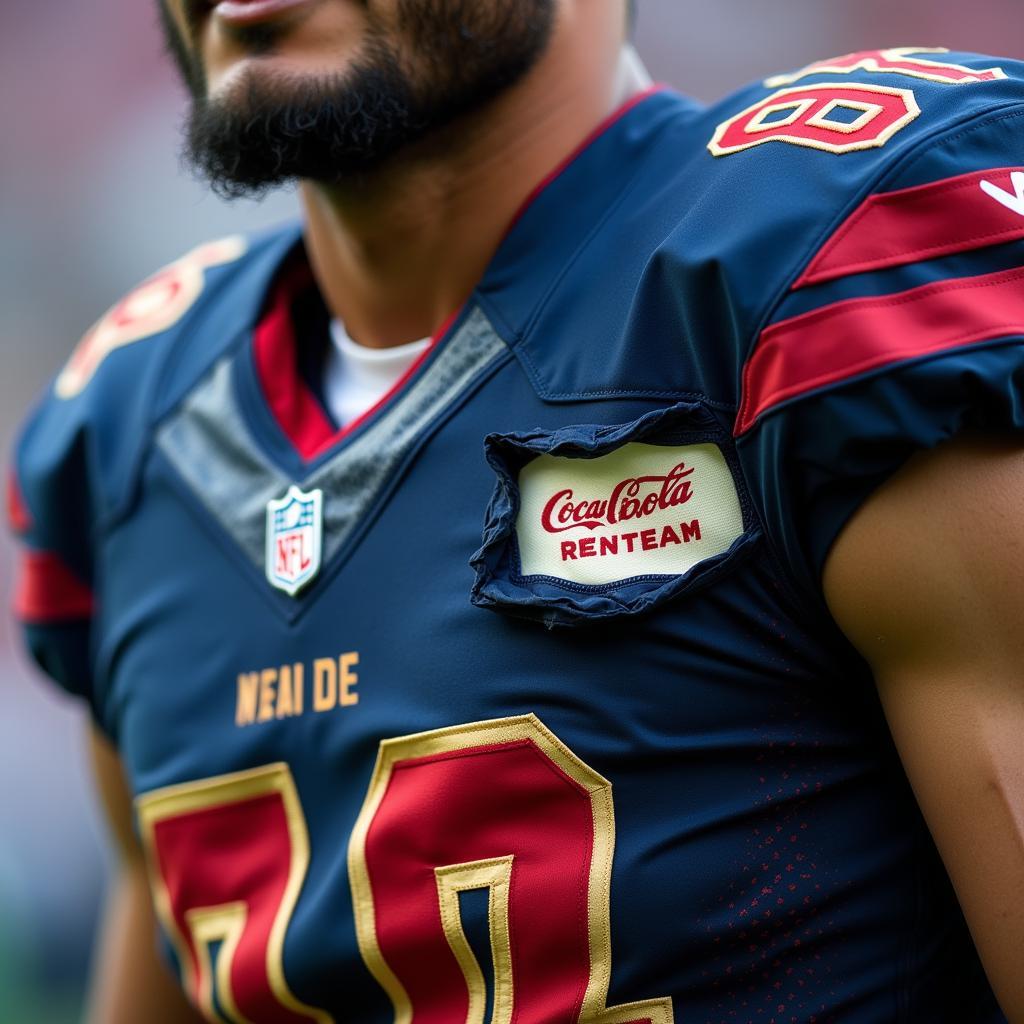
[238,86,688,469]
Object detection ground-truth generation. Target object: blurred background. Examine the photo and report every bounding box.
[0,2,1020,1021]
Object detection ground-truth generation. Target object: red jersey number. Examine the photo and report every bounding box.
[137,764,330,1024]
[349,715,674,1024]
[138,717,675,1023]
[710,83,920,157]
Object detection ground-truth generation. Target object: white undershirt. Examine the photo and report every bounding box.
[324,319,432,427]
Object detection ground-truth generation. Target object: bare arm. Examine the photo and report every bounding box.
[823,434,1024,1022]
[85,727,204,1024]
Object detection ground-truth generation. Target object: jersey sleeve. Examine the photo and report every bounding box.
[6,234,260,709]
[9,386,99,702]
[736,101,1024,602]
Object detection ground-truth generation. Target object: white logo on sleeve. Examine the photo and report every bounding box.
[515,443,744,586]
[980,171,1024,217]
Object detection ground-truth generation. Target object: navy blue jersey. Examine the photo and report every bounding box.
[11,49,1024,1024]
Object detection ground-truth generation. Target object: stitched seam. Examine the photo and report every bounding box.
[495,330,734,406]
[902,104,1024,155]
[511,327,724,401]
[541,387,729,402]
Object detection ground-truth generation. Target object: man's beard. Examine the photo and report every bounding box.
[161,1,556,199]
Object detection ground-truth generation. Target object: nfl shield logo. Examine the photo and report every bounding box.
[266,485,324,596]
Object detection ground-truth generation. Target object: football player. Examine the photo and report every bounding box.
[10,0,1024,1021]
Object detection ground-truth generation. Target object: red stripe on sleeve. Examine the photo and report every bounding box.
[6,470,32,534]
[795,168,1024,289]
[14,549,95,624]
[736,267,1024,436]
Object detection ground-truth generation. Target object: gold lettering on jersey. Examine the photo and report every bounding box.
[258,669,278,723]
[236,652,359,728]
[340,653,359,707]
[276,664,302,718]
[236,673,260,726]
[313,659,335,712]
[313,654,360,712]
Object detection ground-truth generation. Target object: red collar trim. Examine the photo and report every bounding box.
[253,260,464,462]
[252,259,338,462]
[332,304,463,445]
[504,84,666,234]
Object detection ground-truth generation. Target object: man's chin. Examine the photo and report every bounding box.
[180,0,557,198]
[184,60,425,198]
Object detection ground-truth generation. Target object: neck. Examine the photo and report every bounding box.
[300,24,650,349]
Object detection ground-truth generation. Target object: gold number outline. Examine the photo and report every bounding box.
[136,762,332,1024]
[347,713,674,1024]
[709,82,920,157]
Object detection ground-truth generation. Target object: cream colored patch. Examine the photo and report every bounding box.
[515,442,744,586]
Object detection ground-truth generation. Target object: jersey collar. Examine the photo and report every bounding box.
[242,87,693,465]
[476,87,695,339]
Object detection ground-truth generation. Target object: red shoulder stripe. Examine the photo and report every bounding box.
[795,168,1024,289]
[736,266,1024,436]
[14,549,95,624]
[6,470,32,535]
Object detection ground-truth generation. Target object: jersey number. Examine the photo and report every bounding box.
[56,236,246,399]
[138,715,674,1024]
[709,83,920,156]
[136,765,330,1023]
[711,47,1005,158]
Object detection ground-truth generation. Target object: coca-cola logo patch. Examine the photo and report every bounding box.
[515,442,744,586]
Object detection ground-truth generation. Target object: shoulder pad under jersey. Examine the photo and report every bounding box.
[715,48,1024,600]
[497,51,1024,417]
